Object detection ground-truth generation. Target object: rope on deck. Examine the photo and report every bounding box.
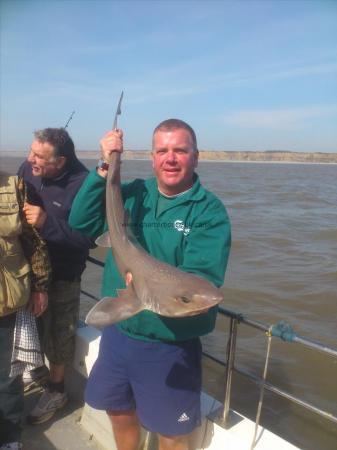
[250,321,296,448]
[250,327,273,449]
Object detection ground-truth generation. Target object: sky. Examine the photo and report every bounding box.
[1,0,337,152]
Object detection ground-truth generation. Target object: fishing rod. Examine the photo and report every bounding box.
[64,110,75,129]
[113,91,124,130]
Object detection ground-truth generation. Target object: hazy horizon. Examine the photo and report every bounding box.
[1,148,336,157]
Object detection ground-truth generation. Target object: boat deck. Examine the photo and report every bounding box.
[23,377,101,450]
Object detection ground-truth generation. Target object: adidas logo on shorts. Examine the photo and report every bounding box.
[178,412,190,423]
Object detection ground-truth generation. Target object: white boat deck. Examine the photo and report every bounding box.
[23,387,100,450]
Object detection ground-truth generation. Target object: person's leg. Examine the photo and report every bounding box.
[85,326,140,449]
[129,337,202,442]
[107,410,141,450]
[158,433,191,450]
[27,280,80,424]
[49,363,65,383]
[45,280,81,383]
[0,313,24,446]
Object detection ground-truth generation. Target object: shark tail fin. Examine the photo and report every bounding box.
[85,285,143,328]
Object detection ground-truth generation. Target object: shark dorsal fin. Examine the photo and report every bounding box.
[95,231,111,248]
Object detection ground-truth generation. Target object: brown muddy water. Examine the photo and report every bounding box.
[2,155,336,449]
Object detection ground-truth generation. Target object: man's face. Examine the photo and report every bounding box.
[27,140,65,178]
[152,128,198,196]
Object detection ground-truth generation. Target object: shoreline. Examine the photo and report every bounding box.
[1,151,337,165]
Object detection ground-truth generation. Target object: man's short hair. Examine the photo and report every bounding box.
[34,128,76,161]
[153,119,198,152]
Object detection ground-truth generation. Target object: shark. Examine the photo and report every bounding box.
[85,151,224,328]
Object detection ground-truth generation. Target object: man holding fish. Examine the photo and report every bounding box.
[69,118,231,450]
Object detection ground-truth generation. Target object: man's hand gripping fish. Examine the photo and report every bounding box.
[86,123,223,327]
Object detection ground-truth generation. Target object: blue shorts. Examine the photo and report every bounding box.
[85,325,202,436]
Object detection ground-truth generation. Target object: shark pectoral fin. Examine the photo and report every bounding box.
[85,286,142,328]
[95,231,111,247]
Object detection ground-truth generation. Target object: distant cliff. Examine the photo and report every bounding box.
[2,149,336,163]
[120,150,337,163]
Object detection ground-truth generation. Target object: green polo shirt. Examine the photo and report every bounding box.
[69,170,231,342]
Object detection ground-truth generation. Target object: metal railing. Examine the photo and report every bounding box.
[214,309,337,430]
[82,256,337,430]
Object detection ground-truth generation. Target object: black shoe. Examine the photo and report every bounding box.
[23,365,49,393]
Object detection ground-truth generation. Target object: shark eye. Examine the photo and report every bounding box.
[180,296,191,304]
